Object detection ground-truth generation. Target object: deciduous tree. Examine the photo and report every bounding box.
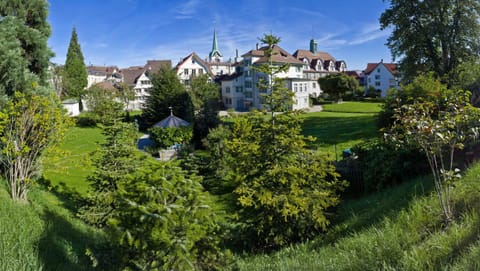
[318,73,359,103]
[380,0,480,82]
[0,92,69,201]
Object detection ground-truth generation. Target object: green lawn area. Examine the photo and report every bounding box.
[42,126,104,195]
[321,101,383,113]
[302,102,381,158]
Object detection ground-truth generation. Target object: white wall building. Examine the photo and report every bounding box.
[364,61,399,97]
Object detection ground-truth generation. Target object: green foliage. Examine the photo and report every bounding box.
[78,122,141,227]
[149,126,193,149]
[387,88,480,222]
[189,75,221,146]
[219,112,346,249]
[109,161,227,270]
[380,0,480,82]
[63,27,87,110]
[351,138,428,192]
[142,67,193,127]
[378,73,448,129]
[0,0,52,85]
[321,102,382,114]
[85,84,124,125]
[0,92,70,201]
[318,73,359,103]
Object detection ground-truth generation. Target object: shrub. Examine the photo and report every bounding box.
[148,126,192,149]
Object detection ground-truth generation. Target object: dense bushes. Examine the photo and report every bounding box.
[351,139,429,192]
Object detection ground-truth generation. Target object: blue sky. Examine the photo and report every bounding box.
[48,0,393,71]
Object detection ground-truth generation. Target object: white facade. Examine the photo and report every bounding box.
[62,100,80,116]
[87,74,106,88]
[131,73,152,110]
[364,62,399,97]
[176,53,211,86]
[221,45,320,111]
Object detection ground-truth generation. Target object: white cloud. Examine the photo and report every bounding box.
[174,0,200,19]
[349,23,390,45]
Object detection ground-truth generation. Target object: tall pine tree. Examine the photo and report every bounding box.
[63,27,88,110]
[0,0,53,97]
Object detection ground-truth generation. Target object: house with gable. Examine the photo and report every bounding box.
[293,39,347,81]
[364,61,399,97]
[121,60,171,110]
[174,52,213,86]
[220,42,319,111]
[86,65,121,88]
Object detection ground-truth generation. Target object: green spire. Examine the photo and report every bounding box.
[209,29,222,62]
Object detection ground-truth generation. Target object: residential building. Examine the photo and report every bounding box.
[220,43,319,111]
[121,60,172,110]
[293,39,347,81]
[174,52,212,86]
[364,61,399,97]
[345,70,365,88]
[86,65,120,88]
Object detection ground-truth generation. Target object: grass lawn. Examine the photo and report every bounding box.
[321,101,383,113]
[302,104,380,158]
[42,126,104,195]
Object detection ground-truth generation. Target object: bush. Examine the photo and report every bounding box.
[74,113,97,127]
[148,126,192,149]
[351,139,429,192]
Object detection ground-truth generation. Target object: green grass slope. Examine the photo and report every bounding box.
[235,164,480,271]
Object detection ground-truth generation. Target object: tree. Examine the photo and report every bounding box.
[109,161,227,270]
[387,89,480,222]
[84,84,124,125]
[210,34,346,249]
[318,73,359,103]
[0,0,53,85]
[0,92,69,201]
[189,74,221,146]
[142,67,193,127]
[78,122,141,227]
[63,27,87,111]
[116,82,135,120]
[380,0,480,82]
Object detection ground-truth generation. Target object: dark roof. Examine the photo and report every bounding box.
[292,49,336,62]
[145,60,171,74]
[345,70,364,79]
[364,62,398,75]
[121,66,145,85]
[216,72,243,82]
[242,45,303,65]
[153,115,190,128]
[93,81,118,91]
[87,65,119,76]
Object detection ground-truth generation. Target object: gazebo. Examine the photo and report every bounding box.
[152,108,190,128]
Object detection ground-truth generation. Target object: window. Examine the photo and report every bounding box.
[198,69,203,75]
[245,91,253,98]
[236,86,243,93]
[184,69,189,75]
[192,69,196,76]
[296,66,301,72]
[245,81,252,88]
[313,82,317,88]
[377,68,380,73]
[304,83,307,92]
[141,80,150,85]
[299,84,303,92]
[294,83,298,92]
[226,86,231,93]
[375,75,381,80]
[375,81,381,86]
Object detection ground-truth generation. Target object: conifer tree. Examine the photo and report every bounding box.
[63,27,88,110]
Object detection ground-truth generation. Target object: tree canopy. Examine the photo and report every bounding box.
[63,27,88,110]
[318,73,359,103]
[142,67,193,127]
[380,0,480,82]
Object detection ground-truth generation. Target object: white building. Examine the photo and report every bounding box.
[86,65,120,88]
[121,60,172,110]
[174,53,212,86]
[220,44,319,111]
[364,61,399,97]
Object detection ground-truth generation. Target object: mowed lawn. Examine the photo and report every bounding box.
[42,126,104,195]
[302,102,381,158]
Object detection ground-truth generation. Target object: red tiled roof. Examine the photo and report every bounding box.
[244,45,303,65]
[292,49,336,62]
[364,62,398,75]
[121,66,145,85]
[93,81,118,91]
[145,60,171,74]
[87,65,119,76]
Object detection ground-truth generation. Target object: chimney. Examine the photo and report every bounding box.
[235,49,239,62]
[256,43,259,50]
[380,59,383,63]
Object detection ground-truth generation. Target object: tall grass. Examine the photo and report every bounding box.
[234,163,480,270]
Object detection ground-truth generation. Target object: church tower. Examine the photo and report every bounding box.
[208,29,223,63]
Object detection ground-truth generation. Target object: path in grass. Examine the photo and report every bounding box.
[302,102,381,158]
[42,126,104,195]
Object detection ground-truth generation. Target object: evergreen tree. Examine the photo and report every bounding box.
[210,34,347,249]
[142,67,193,127]
[0,0,53,84]
[63,27,87,110]
[189,74,221,146]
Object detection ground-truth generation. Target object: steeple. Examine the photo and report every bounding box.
[209,29,223,62]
